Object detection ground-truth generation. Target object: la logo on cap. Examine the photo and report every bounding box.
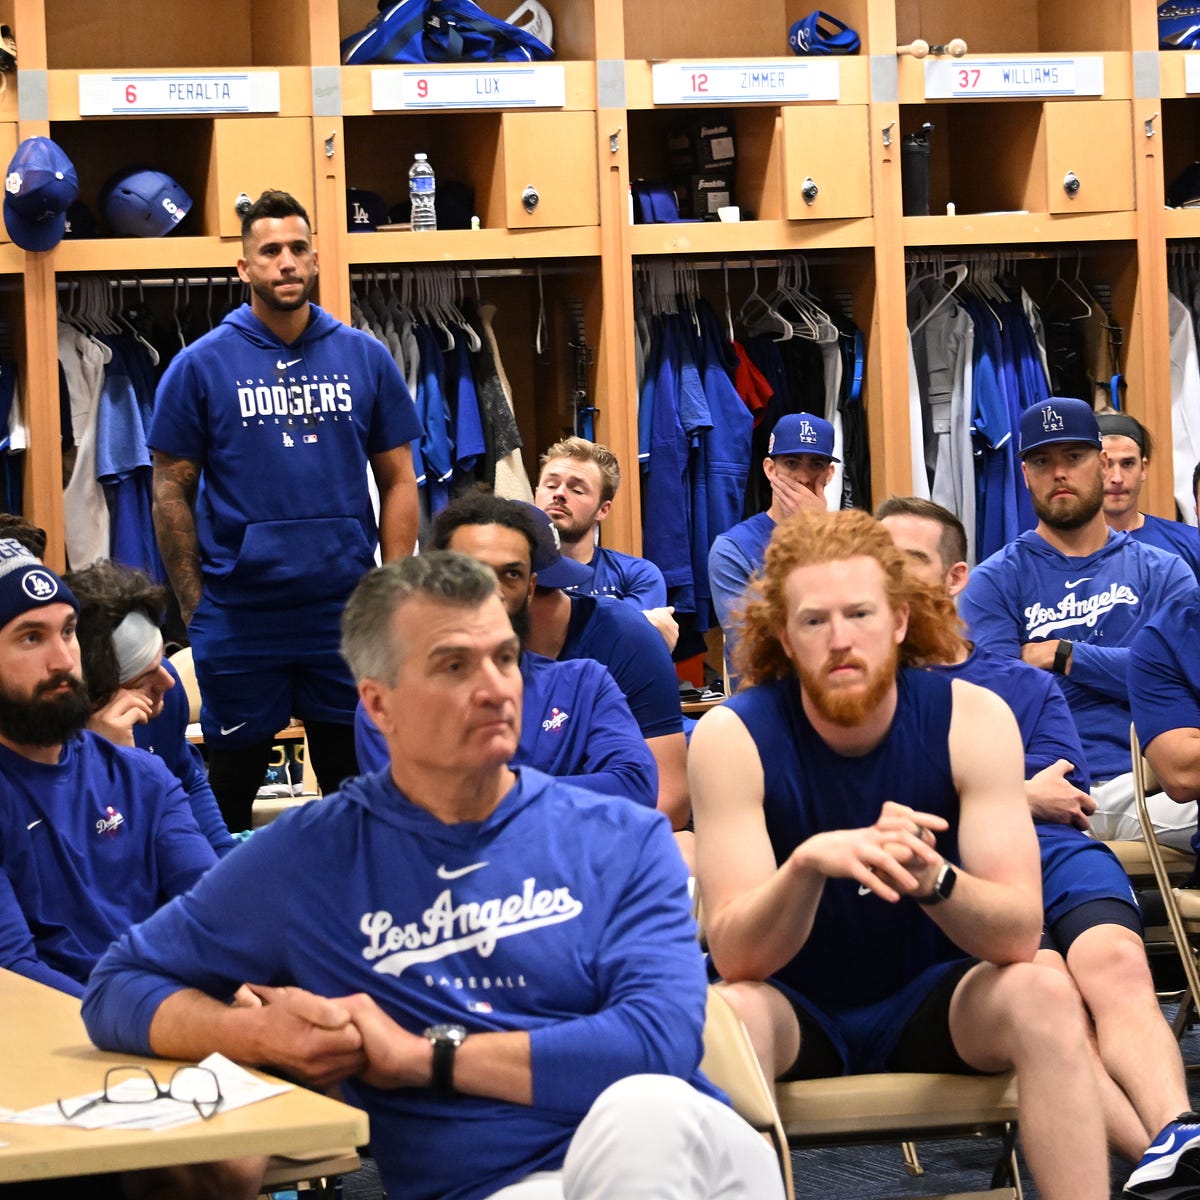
[798,418,816,442]
[20,568,58,601]
[1041,405,1065,433]
[351,201,371,224]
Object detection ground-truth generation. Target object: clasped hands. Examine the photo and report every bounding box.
[232,983,429,1091]
[790,800,947,903]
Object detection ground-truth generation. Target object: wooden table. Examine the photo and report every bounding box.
[0,970,369,1183]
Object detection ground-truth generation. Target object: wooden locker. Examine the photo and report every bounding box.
[780,104,872,220]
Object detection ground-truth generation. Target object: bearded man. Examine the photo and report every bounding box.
[0,538,216,997]
[960,397,1195,848]
[690,508,1110,1200]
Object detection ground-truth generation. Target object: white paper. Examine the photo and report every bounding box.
[2,1054,291,1132]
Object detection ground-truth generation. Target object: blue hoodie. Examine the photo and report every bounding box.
[148,303,422,609]
[83,767,718,1200]
[961,529,1194,781]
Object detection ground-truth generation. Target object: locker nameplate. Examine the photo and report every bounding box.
[371,66,566,110]
[924,57,1104,99]
[78,72,281,115]
[651,61,840,105]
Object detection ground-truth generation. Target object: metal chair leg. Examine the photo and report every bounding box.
[902,1139,924,1177]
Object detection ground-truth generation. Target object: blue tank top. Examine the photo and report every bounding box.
[726,667,966,1007]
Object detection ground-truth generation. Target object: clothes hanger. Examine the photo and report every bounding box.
[738,257,793,341]
[116,279,160,368]
[446,270,481,352]
[790,256,839,344]
[534,265,547,355]
[909,257,969,336]
[1042,248,1092,320]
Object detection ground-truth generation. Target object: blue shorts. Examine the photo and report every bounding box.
[770,957,978,1077]
[190,597,358,748]
[1037,823,1141,930]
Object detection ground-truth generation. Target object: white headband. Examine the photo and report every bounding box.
[112,610,163,685]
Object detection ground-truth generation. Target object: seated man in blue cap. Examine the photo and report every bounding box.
[961,397,1197,851]
[708,412,839,685]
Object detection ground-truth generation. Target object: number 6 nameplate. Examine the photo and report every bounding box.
[79,73,281,115]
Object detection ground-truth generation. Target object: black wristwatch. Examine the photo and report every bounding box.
[424,1023,468,1095]
[1052,640,1074,674]
[915,860,958,906]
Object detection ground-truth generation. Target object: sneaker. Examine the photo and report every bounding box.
[1125,1114,1200,1198]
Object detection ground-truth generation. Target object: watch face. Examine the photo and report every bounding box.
[427,1023,468,1046]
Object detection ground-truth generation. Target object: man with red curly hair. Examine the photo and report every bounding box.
[690,509,1108,1200]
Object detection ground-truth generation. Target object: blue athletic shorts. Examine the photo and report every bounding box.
[770,957,980,1077]
[1037,823,1140,930]
[190,597,358,747]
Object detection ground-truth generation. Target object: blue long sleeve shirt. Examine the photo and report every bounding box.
[0,732,216,997]
[83,768,717,1200]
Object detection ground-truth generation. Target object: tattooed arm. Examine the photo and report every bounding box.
[152,450,203,626]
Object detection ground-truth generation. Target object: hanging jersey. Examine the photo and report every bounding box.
[1169,293,1200,528]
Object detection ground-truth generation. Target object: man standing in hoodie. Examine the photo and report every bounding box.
[149,190,422,833]
[960,398,1195,849]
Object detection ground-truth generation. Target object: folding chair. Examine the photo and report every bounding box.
[259,1148,361,1198]
[775,1070,1022,1199]
[1131,725,1200,1037]
[700,986,794,1195]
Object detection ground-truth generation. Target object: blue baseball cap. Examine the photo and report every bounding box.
[3,137,79,252]
[767,413,839,462]
[346,188,388,232]
[516,503,594,590]
[1018,397,1102,458]
[62,199,96,240]
[101,167,190,237]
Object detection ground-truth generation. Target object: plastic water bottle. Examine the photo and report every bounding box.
[408,153,437,232]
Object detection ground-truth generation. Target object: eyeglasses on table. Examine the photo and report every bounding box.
[57,1064,223,1122]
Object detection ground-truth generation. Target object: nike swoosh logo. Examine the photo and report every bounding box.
[276,358,302,370]
[437,862,489,880]
[220,722,247,736]
[858,884,873,896]
[1064,577,1091,589]
[1147,1131,1179,1158]
[26,819,42,830]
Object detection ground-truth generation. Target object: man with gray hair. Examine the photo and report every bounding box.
[83,551,782,1200]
